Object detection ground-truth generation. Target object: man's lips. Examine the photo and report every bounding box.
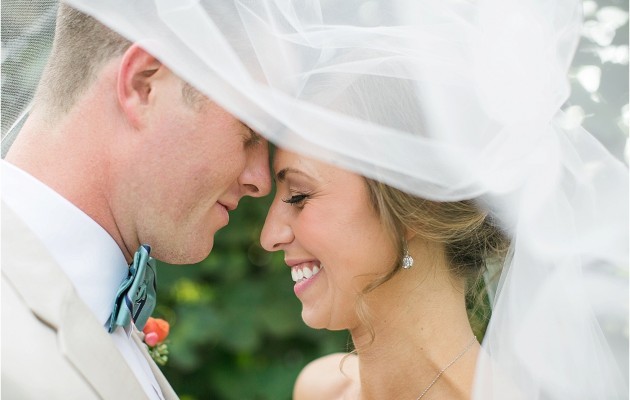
[218,201,237,211]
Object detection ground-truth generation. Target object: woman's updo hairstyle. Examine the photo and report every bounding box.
[366,180,509,280]
[363,179,510,336]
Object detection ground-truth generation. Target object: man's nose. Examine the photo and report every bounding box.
[240,140,271,197]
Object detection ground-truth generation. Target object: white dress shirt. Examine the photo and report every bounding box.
[2,160,165,400]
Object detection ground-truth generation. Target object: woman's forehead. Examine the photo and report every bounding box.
[273,148,359,185]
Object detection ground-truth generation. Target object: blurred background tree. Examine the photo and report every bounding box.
[1,0,628,398]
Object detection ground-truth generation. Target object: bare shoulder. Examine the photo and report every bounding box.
[293,353,359,400]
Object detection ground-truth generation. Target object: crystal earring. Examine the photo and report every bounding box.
[402,243,414,269]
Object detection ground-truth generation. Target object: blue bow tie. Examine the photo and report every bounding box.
[108,244,157,333]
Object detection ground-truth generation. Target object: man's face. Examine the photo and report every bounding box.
[115,72,271,264]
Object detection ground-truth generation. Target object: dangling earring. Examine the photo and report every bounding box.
[402,242,414,269]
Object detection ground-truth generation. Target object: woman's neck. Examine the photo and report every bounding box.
[348,263,479,400]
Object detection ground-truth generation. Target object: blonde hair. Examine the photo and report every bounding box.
[352,179,509,347]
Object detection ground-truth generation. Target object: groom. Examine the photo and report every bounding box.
[1,3,270,399]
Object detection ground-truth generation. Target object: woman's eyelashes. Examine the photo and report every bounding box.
[282,193,310,207]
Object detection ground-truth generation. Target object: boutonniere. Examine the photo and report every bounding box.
[142,317,170,366]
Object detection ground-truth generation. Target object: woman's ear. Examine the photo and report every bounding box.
[117,44,163,128]
[404,228,416,243]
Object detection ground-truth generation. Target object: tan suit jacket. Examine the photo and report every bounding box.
[1,203,178,399]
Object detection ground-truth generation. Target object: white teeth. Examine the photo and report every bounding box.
[291,263,323,283]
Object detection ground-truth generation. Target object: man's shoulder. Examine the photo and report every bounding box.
[1,278,100,399]
[294,353,359,400]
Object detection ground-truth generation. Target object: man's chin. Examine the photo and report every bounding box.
[153,238,215,265]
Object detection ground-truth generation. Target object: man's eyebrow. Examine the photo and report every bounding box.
[249,129,262,141]
[276,167,314,182]
[245,125,262,142]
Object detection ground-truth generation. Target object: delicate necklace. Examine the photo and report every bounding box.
[415,336,477,400]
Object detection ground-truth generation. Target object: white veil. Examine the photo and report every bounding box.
[5,0,628,398]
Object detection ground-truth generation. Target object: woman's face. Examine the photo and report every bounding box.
[260,149,398,330]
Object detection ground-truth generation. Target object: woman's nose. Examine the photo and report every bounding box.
[260,201,294,252]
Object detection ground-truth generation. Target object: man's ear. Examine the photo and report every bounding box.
[117,44,163,128]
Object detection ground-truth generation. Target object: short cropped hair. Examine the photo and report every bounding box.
[35,3,132,116]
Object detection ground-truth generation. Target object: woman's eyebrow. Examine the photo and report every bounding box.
[276,167,314,182]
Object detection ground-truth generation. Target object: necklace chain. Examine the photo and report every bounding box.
[415,336,477,400]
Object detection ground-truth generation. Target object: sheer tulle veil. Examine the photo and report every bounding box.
[4,0,629,398]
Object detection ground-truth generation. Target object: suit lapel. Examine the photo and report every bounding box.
[131,332,179,400]
[2,203,148,399]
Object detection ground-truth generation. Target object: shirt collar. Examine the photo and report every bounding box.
[2,160,129,326]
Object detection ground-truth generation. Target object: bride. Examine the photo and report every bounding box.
[261,145,508,399]
[7,0,628,398]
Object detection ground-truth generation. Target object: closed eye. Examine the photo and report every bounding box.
[282,194,309,206]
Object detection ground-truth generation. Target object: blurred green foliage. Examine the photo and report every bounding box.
[155,194,348,400]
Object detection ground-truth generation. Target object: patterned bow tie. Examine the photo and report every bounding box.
[108,244,157,333]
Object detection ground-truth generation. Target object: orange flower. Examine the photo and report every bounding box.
[143,317,170,347]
